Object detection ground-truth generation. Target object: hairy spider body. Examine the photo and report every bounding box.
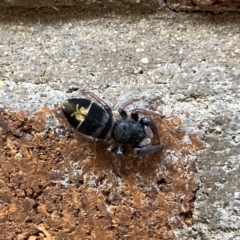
[112,119,146,145]
[61,91,164,155]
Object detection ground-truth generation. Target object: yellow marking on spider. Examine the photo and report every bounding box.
[71,102,92,122]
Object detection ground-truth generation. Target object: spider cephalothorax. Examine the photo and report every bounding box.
[61,91,164,155]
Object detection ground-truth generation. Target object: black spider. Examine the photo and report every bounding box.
[61,91,164,155]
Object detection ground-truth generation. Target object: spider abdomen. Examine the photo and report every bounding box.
[62,98,113,139]
[111,119,146,145]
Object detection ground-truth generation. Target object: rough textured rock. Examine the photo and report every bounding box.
[0,106,202,239]
[0,6,239,240]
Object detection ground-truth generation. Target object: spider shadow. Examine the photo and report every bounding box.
[92,140,165,179]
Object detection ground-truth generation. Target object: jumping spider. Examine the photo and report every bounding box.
[61,91,164,155]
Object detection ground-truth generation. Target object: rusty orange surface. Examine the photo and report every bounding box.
[0,106,203,239]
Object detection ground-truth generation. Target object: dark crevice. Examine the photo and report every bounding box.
[157,178,167,185]
[66,87,79,93]
[163,0,181,13]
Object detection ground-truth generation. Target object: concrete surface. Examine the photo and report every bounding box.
[0,5,240,240]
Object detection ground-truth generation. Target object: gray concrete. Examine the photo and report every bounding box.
[0,6,240,239]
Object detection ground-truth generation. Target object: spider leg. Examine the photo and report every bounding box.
[118,98,140,119]
[76,131,103,142]
[134,143,165,155]
[131,107,161,121]
[116,145,127,155]
[107,144,116,152]
[138,138,151,146]
[140,117,160,143]
[120,98,141,110]
[130,107,162,143]
[83,91,113,116]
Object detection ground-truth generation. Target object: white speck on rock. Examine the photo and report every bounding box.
[140,57,149,64]
[182,135,193,145]
[233,69,240,76]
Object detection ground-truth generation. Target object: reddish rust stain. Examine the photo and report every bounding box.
[0,106,204,239]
